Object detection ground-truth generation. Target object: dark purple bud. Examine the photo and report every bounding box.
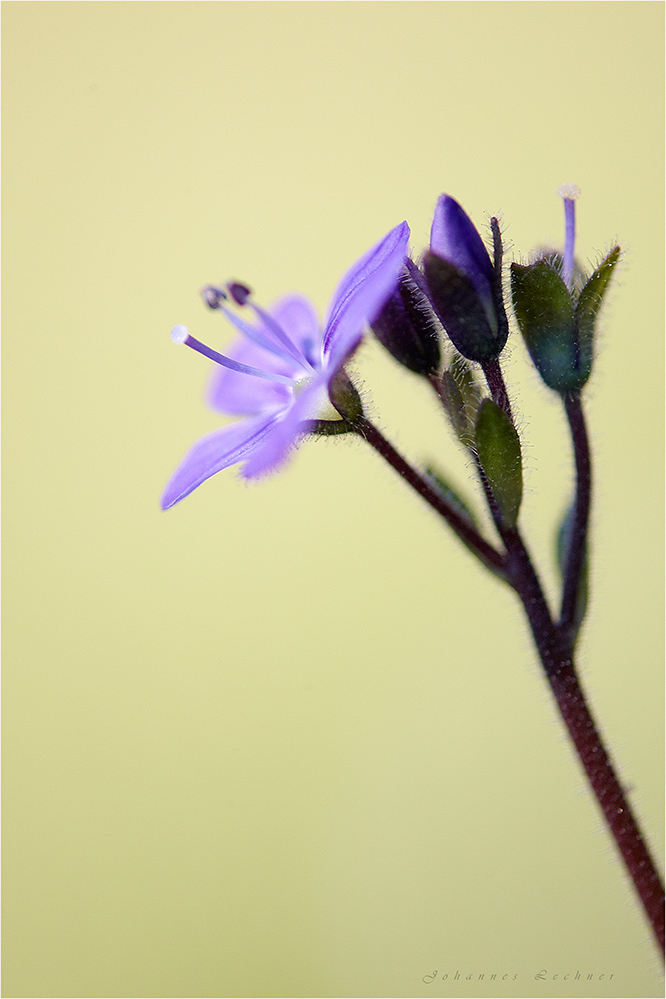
[227,282,252,306]
[430,195,495,323]
[370,264,441,376]
[424,252,506,364]
[424,195,509,363]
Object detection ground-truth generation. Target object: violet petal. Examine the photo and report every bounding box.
[207,336,296,416]
[161,413,279,509]
[241,376,329,479]
[322,222,410,371]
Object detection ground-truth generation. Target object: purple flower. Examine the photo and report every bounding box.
[161,222,410,509]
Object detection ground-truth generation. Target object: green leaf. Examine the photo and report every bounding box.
[423,465,478,530]
[475,399,523,528]
[439,370,468,439]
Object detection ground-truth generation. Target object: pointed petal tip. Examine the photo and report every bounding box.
[434,193,462,216]
[160,483,181,510]
[160,415,278,509]
[430,192,494,295]
[389,220,411,254]
[432,193,470,230]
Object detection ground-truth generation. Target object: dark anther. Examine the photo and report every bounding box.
[201,285,228,309]
[228,282,252,306]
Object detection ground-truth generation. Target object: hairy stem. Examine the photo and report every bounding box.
[502,525,664,954]
[560,391,591,643]
[482,357,513,422]
[549,659,665,953]
[354,416,507,578]
[354,408,664,952]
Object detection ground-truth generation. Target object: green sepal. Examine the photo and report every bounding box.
[424,253,506,363]
[305,418,354,437]
[556,504,589,638]
[511,248,620,393]
[511,261,584,391]
[575,246,620,345]
[474,399,523,528]
[328,369,364,423]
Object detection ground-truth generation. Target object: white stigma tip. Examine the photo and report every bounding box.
[557,183,581,201]
[171,324,189,344]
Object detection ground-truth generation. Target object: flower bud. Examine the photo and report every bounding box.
[423,195,508,363]
[510,247,620,393]
[370,262,441,376]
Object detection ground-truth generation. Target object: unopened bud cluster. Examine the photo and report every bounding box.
[368,187,618,533]
[372,188,618,397]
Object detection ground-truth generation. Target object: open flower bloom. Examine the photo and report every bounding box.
[161,221,410,509]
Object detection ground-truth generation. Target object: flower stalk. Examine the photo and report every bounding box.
[481,356,513,422]
[504,517,665,953]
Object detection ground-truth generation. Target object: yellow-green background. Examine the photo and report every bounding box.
[3,3,663,997]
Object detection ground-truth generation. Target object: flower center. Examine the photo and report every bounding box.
[292,374,342,421]
[201,282,317,373]
[292,375,314,397]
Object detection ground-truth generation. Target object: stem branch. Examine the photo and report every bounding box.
[355,416,507,578]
